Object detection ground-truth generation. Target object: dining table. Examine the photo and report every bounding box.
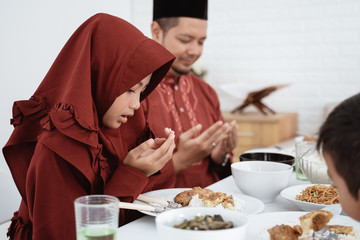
[116,172,310,239]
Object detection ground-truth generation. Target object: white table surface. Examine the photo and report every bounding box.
[116,172,309,239]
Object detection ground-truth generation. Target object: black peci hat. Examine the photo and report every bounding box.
[153,0,208,20]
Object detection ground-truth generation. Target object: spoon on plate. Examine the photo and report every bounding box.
[313,227,338,240]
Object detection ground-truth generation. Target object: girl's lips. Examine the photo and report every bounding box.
[119,115,128,123]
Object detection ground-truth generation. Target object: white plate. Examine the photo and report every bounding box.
[246,211,360,239]
[133,188,265,217]
[280,184,341,212]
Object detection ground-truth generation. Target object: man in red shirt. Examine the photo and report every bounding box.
[142,0,238,188]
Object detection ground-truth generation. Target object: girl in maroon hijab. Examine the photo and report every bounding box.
[2,13,175,240]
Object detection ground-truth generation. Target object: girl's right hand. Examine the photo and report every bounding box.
[123,128,175,176]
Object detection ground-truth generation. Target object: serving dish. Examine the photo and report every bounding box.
[156,207,248,240]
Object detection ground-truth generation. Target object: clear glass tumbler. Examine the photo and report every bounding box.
[74,195,119,240]
[295,141,316,181]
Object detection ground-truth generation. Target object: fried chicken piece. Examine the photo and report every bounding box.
[173,189,195,207]
[202,192,235,210]
[193,187,213,199]
[267,224,303,240]
[174,187,213,206]
[327,225,354,236]
[220,195,235,210]
[174,187,235,209]
[299,210,333,235]
[293,225,303,236]
[202,192,227,207]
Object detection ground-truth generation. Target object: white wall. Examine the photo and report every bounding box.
[1,0,360,170]
[204,0,360,135]
[0,0,134,170]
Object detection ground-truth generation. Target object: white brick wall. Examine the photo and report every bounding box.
[204,0,360,135]
[131,0,360,136]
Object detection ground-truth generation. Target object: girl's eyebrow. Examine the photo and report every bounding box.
[134,82,145,90]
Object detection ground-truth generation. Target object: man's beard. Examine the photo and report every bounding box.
[171,65,191,76]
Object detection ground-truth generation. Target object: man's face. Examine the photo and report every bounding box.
[323,151,360,221]
[154,17,207,78]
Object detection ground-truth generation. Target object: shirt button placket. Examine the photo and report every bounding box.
[174,85,184,113]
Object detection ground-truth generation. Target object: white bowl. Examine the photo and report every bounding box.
[231,161,293,203]
[155,207,248,240]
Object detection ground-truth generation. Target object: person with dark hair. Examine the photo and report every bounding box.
[2,13,175,240]
[317,92,360,221]
[133,0,238,188]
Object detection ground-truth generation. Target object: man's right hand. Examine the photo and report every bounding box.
[172,121,228,173]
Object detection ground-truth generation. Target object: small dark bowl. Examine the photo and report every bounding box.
[239,152,295,166]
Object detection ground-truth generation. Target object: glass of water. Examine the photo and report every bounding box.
[295,141,316,181]
[75,195,119,240]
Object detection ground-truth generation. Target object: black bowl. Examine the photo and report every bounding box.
[239,152,295,166]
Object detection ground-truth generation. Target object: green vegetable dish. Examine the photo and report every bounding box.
[173,214,234,231]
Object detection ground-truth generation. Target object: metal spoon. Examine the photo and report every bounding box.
[313,227,338,240]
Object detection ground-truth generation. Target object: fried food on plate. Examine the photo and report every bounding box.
[174,187,213,207]
[174,187,235,210]
[267,224,303,240]
[267,210,356,239]
[299,209,333,235]
[327,225,354,236]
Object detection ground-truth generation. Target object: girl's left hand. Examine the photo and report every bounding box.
[123,128,175,176]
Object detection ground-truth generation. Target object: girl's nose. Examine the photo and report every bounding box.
[130,97,141,110]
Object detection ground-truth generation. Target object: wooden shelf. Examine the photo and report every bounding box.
[222,111,298,160]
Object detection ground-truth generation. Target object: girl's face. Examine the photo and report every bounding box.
[102,74,152,129]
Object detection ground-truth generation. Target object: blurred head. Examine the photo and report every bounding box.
[151,17,207,79]
[317,92,360,220]
[102,74,152,129]
[322,151,360,221]
[152,0,207,79]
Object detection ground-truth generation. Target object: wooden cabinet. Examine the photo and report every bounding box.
[222,111,298,160]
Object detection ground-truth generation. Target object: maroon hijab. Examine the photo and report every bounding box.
[3,13,175,199]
